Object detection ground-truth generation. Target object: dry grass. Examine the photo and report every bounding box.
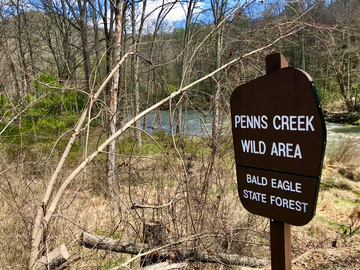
[1,133,360,269]
[0,132,270,269]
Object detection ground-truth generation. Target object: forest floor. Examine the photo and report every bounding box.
[184,164,360,270]
[66,156,360,270]
[240,160,360,270]
[1,124,360,269]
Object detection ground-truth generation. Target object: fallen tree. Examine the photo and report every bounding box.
[78,232,270,268]
[34,245,69,270]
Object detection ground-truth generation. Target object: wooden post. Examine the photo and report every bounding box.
[270,220,291,270]
[266,53,292,270]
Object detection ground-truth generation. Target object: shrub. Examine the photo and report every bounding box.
[327,136,360,166]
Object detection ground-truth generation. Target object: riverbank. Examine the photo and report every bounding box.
[323,109,360,125]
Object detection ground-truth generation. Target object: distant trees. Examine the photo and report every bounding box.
[1,0,359,125]
[323,0,360,111]
[2,0,360,268]
[279,0,360,111]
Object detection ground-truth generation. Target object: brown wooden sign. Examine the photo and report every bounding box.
[231,65,326,226]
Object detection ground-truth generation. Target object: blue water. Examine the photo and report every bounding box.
[125,110,360,154]
[124,110,214,137]
[325,122,360,154]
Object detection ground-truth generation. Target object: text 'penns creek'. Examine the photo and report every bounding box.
[233,114,317,159]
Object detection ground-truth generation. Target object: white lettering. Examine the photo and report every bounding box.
[246,174,268,186]
[290,116,297,131]
[288,199,295,210]
[273,115,281,130]
[272,115,315,131]
[278,142,286,157]
[246,174,251,183]
[241,140,266,155]
[236,115,314,131]
[261,115,268,129]
[306,116,314,131]
[259,141,266,154]
[241,115,246,128]
[234,115,241,128]
[241,140,251,152]
[286,143,293,158]
[294,144,302,159]
[270,143,278,156]
[270,142,302,159]
[243,189,267,203]
[252,140,258,154]
[282,115,289,130]
[247,116,254,129]
[269,195,308,212]
[298,116,305,131]
[271,178,302,193]
[234,115,268,129]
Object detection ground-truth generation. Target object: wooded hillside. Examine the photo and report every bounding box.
[1,0,360,269]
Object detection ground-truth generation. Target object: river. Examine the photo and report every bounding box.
[326,122,360,154]
[131,110,360,155]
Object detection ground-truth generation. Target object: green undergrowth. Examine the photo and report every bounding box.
[314,216,358,236]
[96,229,122,240]
[339,198,360,205]
[353,191,360,198]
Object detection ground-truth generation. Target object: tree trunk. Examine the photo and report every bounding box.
[132,0,146,146]
[79,231,150,254]
[34,245,69,270]
[79,0,91,92]
[28,51,133,270]
[107,0,125,196]
[143,262,187,270]
[211,0,227,151]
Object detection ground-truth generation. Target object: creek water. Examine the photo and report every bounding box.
[127,110,214,137]
[132,110,360,155]
[326,122,360,154]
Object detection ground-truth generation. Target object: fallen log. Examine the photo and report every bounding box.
[184,250,268,267]
[143,262,187,270]
[34,245,69,270]
[78,232,269,268]
[79,231,150,254]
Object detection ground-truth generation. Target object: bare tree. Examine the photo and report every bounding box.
[175,0,198,135]
[131,0,147,146]
[27,11,302,267]
[107,0,126,196]
[210,0,228,150]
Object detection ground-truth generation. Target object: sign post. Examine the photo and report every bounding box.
[230,53,326,269]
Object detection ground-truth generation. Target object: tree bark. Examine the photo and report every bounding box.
[107,0,125,196]
[79,231,150,254]
[79,0,91,92]
[211,0,227,150]
[143,262,187,270]
[131,0,146,146]
[34,245,69,270]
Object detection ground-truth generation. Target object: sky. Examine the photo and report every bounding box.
[138,0,203,33]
